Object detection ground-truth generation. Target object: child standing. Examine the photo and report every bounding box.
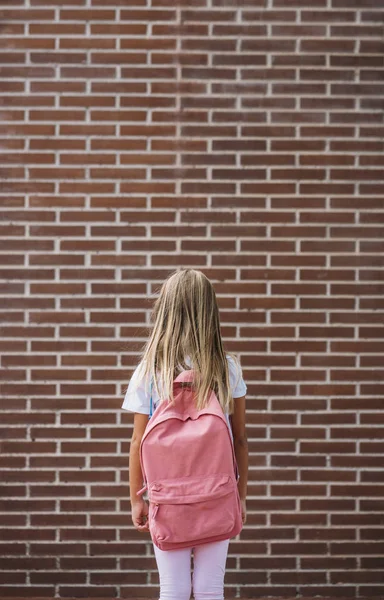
[122,268,249,600]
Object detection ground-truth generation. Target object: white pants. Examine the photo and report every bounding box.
[153,538,230,600]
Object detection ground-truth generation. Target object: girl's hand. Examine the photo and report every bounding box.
[131,499,149,533]
[240,498,247,525]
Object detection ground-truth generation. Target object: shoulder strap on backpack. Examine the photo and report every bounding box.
[149,377,153,420]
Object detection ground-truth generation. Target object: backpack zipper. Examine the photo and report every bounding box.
[136,482,148,496]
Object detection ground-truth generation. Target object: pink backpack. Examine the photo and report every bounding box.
[136,369,243,550]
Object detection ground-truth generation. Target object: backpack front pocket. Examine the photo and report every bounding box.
[148,473,238,544]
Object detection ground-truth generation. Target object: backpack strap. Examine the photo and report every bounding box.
[149,377,153,420]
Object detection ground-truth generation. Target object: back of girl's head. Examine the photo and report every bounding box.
[152,268,219,367]
[138,268,239,414]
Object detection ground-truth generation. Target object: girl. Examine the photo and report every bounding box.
[122,268,249,600]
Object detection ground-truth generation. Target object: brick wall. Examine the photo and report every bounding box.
[1,0,384,598]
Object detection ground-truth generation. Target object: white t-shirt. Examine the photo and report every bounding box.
[121,354,247,442]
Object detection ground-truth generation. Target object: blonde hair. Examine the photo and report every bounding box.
[133,268,243,415]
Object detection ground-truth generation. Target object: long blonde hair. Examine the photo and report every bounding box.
[132,268,243,415]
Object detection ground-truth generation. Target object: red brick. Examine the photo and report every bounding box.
[272,542,328,555]
[0,8,55,20]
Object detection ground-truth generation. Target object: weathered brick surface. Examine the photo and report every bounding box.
[0,0,384,598]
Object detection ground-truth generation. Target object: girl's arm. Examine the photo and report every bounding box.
[129,413,149,503]
[230,395,248,500]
